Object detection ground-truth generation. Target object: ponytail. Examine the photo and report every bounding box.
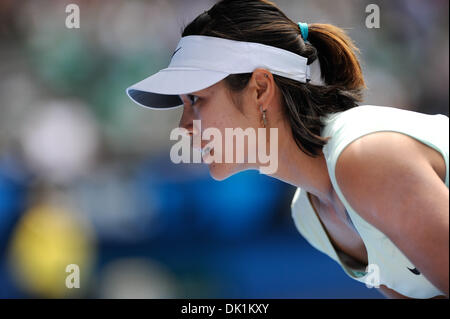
[308,23,366,90]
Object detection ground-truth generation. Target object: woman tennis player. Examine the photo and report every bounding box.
[126,0,449,299]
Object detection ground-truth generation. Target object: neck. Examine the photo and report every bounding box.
[270,133,334,205]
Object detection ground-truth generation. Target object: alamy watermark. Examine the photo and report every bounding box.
[65,4,80,29]
[364,263,380,288]
[65,264,80,289]
[365,4,380,29]
[170,120,279,174]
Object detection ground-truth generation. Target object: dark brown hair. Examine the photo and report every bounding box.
[182,0,366,157]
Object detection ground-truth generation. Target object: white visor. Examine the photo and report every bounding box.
[126,35,324,110]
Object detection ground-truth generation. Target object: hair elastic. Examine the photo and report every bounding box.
[297,22,309,42]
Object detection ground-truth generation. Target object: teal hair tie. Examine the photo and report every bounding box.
[297,22,309,42]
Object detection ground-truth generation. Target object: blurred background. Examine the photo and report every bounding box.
[0,0,448,299]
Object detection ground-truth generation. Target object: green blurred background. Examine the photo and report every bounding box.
[0,0,448,298]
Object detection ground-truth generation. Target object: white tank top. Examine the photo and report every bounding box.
[291,105,449,298]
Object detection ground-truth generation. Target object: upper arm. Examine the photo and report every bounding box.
[335,132,449,297]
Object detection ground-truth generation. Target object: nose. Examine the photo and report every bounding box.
[178,99,199,137]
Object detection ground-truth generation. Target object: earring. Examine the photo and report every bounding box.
[259,105,267,127]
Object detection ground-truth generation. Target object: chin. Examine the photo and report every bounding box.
[208,162,245,181]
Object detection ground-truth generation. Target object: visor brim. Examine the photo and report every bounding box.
[126,68,230,110]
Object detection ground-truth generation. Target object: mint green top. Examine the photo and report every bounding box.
[291,105,449,298]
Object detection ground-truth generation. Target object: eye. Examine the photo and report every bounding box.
[187,94,199,106]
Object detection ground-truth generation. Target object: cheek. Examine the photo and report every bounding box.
[200,102,240,130]
[211,100,256,129]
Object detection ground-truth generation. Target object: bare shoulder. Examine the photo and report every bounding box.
[334,130,445,223]
[336,131,446,184]
[335,131,430,189]
[337,131,431,164]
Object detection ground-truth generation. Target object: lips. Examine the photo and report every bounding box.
[201,146,212,158]
[191,143,213,161]
[191,131,216,162]
[199,139,214,159]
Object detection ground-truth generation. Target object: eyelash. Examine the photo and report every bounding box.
[187,94,199,105]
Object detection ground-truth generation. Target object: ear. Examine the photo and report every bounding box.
[250,68,276,110]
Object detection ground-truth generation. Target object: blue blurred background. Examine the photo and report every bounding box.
[0,0,448,298]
